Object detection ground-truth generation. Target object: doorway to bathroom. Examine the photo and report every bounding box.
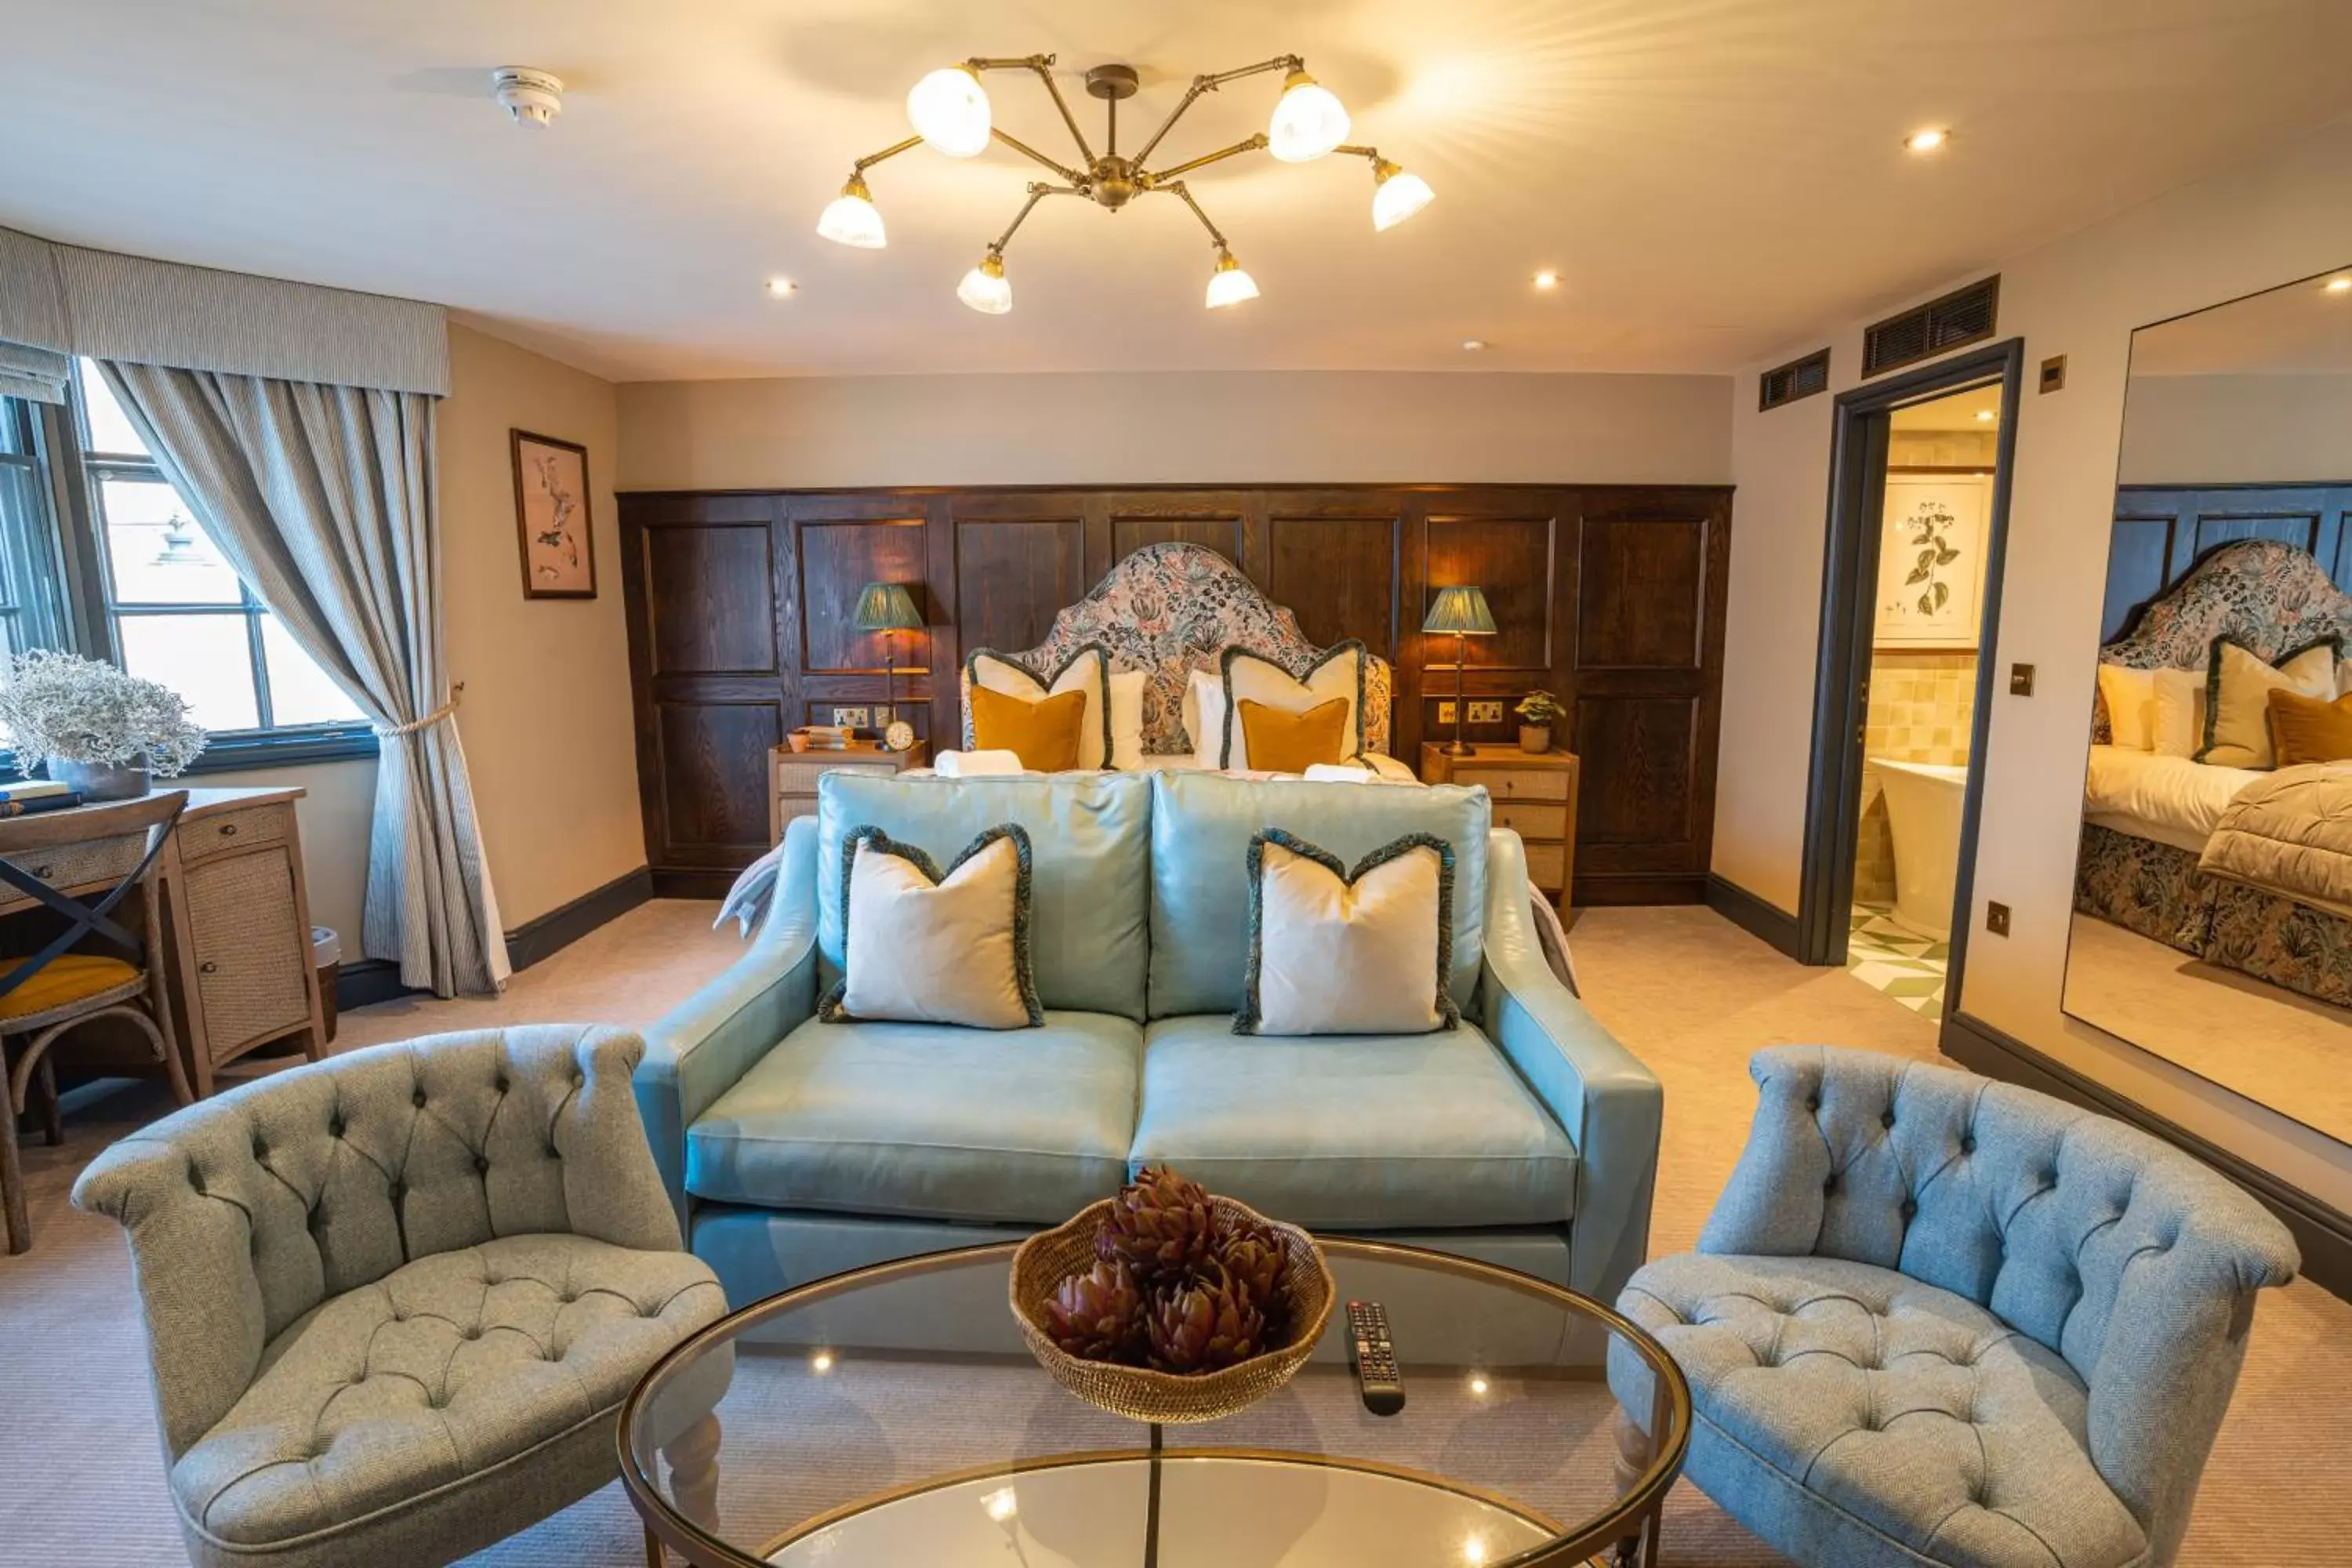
[1795,339,2023,1020]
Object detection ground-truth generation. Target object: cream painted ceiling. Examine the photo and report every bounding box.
[7,1,2351,382]
[2132,264,2352,376]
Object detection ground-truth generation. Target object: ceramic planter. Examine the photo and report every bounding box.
[1519,725,1552,754]
[47,754,151,800]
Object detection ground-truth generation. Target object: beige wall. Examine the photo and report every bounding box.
[437,323,642,928]
[2118,372,2352,484]
[1716,120,2352,1207]
[615,370,1733,491]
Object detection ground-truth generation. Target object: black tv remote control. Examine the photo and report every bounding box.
[1348,1300,1405,1415]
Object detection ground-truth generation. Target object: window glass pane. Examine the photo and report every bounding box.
[118,613,260,731]
[96,477,244,605]
[77,360,150,457]
[0,400,31,457]
[260,614,365,727]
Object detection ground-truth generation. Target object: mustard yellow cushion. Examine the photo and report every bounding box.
[2268,688,2352,766]
[1237,697,1350,774]
[2201,639,2339,768]
[0,954,140,1020]
[969,684,1087,771]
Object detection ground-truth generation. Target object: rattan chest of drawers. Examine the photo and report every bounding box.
[769,742,930,843]
[1419,742,1581,911]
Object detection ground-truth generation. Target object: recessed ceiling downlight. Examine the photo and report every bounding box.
[764,277,797,299]
[2326,276,2352,294]
[1903,127,1948,153]
[491,67,564,128]
[1532,270,1559,291]
[1461,339,1488,352]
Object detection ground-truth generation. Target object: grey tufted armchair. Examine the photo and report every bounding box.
[1609,1046,2297,1568]
[72,1025,730,1568]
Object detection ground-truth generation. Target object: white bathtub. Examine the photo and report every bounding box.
[1871,758,1969,940]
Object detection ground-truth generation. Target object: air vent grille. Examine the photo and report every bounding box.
[1759,348,1831,411]
[1863,276,1999,377]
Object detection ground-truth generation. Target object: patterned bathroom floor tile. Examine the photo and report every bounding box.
[1846,902,1948,1021]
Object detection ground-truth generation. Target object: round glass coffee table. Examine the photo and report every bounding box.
[620,1239,1690,1567]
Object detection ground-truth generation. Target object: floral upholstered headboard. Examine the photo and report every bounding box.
[2092,539,2352,740]
[972,543,1394,757]
[2100,539,2352,670]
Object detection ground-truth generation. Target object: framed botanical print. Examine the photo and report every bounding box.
[510,429,596,599]
[1873,470,1992,649]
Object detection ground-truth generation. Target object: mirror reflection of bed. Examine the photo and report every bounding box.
[2067,263,2352,1146]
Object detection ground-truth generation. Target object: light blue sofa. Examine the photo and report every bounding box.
[636,771,1662,1314]
[1609,1046,2299,1568]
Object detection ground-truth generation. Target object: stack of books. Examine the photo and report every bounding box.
[0,779,84,817]
[795,725,856,751]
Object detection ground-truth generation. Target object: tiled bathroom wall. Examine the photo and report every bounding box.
[1853,650,1978,904]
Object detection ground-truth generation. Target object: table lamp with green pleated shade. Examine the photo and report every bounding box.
[1422,585,1496,756]
[854,583,924,746]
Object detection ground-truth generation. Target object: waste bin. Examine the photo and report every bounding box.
[313,927,341,1043]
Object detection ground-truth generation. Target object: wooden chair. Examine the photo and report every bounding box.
[0,789,191,1253]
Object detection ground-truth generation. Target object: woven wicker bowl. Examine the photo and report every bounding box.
[1010,1196,1336,1424]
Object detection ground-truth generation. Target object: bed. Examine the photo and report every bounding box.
[2076,540,2352,1005]
[735,543,1582,985]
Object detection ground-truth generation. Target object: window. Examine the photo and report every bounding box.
[0,366,376,771]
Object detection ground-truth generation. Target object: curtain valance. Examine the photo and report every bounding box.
[0,224,448,397]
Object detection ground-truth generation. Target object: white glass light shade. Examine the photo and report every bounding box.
[1205,255,1260,309]
[1371,167,1434,230]
[1268,70,1349,162]
[908,66,992,157]
[816,180,886,249]
[957,256,1012,314]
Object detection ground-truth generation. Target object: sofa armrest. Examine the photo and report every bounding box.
[1478,829,1663,1306]
[636,816,822,1236]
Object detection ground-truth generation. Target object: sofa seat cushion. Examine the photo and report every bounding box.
[1610,1254,2148,1568]
[687,1010,1142,1224]
[1127,1014,1576,1229]
[169,1234,724,1548]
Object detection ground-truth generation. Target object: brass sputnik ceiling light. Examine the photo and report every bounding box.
[815,54,1434,314]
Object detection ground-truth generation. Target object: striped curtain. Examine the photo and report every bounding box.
[99,362,509,998]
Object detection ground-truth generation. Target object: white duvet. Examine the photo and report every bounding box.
[2082,744,2265,853]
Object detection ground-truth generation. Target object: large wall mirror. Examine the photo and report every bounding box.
[2065,265,2352,1144]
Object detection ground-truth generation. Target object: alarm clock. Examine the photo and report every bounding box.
[884,719,916,753]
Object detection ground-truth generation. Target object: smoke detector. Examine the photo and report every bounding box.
[492,67,564,128]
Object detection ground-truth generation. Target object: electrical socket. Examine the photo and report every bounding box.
[1436,700,1457,725]
[1468,700,1505,724]
[1985,901,2012,937]
[833,706,869,728]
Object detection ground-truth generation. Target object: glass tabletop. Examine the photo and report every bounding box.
[620,1239,1690,1567]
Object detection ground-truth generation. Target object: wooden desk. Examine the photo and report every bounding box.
[769,742,930,844]
[1,786,326,1097]
[1418,743,1581,911]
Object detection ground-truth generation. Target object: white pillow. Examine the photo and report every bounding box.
[965,646,1110,769]
[820,826,1040,1029]
[1219,643,1366,768]
[1239,829,1457,1036]
[2151,669,2207,759]
[1109,670,1146,771]
[1187,668,1227,769]
[2096,664,2157,751]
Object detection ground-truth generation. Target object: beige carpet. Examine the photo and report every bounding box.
[2,901,2344,1565]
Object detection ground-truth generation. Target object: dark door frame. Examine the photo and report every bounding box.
[1795,337,2025,1007]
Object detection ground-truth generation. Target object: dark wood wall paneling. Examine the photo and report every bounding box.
[620,485,1735,904]
[2103,481,2352,641]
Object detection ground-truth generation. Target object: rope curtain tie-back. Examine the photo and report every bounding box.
[375,682,463,739]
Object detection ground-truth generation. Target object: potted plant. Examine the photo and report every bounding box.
[1515,690,1564,753]
[0,650,207,800]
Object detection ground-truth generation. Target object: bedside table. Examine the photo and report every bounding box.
[771,740,929,844]
[1419,742,1580,910]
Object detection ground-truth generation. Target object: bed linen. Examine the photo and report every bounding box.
[2081,744,2263,854]
[2198,760,2352,920]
